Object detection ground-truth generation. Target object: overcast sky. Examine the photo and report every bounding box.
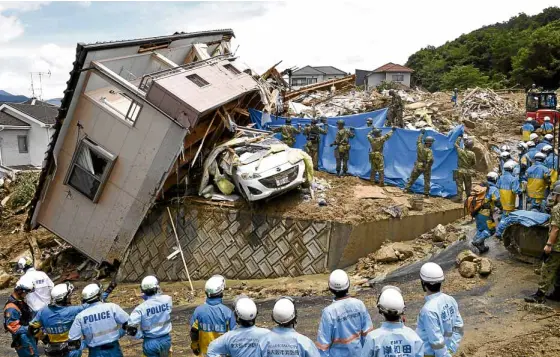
[0,0,558,99]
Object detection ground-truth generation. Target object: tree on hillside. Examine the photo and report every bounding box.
[441,65,489,90]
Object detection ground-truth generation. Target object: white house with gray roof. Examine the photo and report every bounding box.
[0,101,57,169]
[290,65,348,88]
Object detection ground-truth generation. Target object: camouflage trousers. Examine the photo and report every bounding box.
[305,142,319,170]
[455,172,472,200]
[335,150,350,174]
[405,163,432,195]
[283,138,296,147]
[369,152,385,184]
[538,252,560,293]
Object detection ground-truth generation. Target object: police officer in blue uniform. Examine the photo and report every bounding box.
[259,297,319,357]
[316,270,373,356]
[126,275,172,357]
[68,284,129,357]
[360,286,423,357]
[416,263,464,357]
[207,297,269,356]
[4,277,38,357]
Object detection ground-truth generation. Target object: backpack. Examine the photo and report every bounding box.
[465,184,487,216]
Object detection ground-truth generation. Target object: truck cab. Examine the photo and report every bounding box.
[526,91,559,124]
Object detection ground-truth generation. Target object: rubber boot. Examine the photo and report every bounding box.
[546,288,560,301]
[525,290,546,304]
[379,173,385,187]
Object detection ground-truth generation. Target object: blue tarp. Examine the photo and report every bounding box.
[496,210,550,237]
[249,109,464,197]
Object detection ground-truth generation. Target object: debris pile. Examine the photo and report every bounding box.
[460,87,523,120]
[456,250,493,278]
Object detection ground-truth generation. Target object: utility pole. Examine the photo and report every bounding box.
[29,70,51,101]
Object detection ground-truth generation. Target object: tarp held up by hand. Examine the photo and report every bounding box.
[496,210,550,237]
[249,108,464,197]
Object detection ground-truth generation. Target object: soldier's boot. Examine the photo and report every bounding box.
[336,171,341,177]
[472,241,488,254]
[525,290,546,304]
[379,173,385,187]
[546,288,560,301]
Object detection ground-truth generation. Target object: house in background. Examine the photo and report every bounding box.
[355,69,370,87]
[364,63,414,90]
[0,102,57,169]
[290,65,348,87]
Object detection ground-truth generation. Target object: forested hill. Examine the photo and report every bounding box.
[406,7,560,92]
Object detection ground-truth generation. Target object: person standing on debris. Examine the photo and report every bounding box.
[272,117,302,147]
[540,116,554,135]
[315,270,373,356]
[259,297,319,357]
[472,172,501,254]
[522,118,535,142]
[525,184,560,303]
[17,257,54,316]
[499,151,512,173]
[368,127,396,186]
[454,135,476,201]
[542,133,554,148]
[360,286,423,357]
[517,142,528,162]
[416,263,464,357]
[68,284,129,357]
[207,297,268,357]
[451,88,458,107]
[190,275,236,356]
[533,133,547,152]
[405,129,434,197]
[388,90,404,128]
[330,120,355,176]
[304,117,328,170]
[4,277,39,357]
[126,276,172,357]
[525,152,551,212]
[543,145,558,186]
[526,140,538,166]
[497,161,521,216]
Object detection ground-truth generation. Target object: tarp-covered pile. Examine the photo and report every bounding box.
[250,108,464,197]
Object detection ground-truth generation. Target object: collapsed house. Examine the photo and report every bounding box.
[26,30,266,265]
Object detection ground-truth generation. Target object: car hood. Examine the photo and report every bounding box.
[236,148,303,175]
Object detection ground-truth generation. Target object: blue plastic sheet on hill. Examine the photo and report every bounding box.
[249,108,465,197]
[495,210,550,237]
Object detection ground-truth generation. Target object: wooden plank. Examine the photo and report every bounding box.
[138,44,169,53]
[284,74,356,101]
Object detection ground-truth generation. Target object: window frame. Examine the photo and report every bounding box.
[120,93,143,124]
[64,138,116,203]
[392,74,404,82]
[186,73,210,87]
[17,135,28,153]
[223,63,241,75]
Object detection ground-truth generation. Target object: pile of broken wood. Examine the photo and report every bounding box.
[460,87,523,120]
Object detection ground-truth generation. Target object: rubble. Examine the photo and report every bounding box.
[456,250,493,278]
[432,224,447,242]
[460,87,523,120]
[459,261,478,278]
[374,245,399,263]
[456,250,479,265]
[391,242,414,260]
[479,258,493,276]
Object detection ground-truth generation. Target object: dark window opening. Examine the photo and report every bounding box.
[224,64,241,75]
[17,135,28,153]
[392,74,404,82]
[187,74,210,87]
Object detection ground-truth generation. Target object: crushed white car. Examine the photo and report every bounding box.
[199,129,312,202]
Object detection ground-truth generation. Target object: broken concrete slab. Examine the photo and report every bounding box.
[459,261,478,278]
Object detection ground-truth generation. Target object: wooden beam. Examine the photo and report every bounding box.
[138,43,169,53]
[233,108,249,117]
[284,74,356,101]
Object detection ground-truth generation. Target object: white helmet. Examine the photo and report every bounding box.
[82,283,101,303]
[500,151,510,159]
[205,275,225,297]
[487,171,499,182]
[328,269,350,292]
[17,257,33,271]
[235,297,258,322]
[545,134,554,142]
[51,283,74,304]
[527,140,536,148]
[530,133,539,141]
[141,275,159,295]
[518,142,528,151]
[500,145,511,152]
[420,262,444,283]
[504,160,517,172]
[544,116,551,122]
[377,286,405,315]
[526,117,533,122]
[542,145,553,154]
[272,297,297,325]
[15,276,34,293]
[535,152,546,162]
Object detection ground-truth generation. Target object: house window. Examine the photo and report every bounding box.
[187,74,210,87]
[392,74,404,82]
[292,78,308,86]
[307,78,318,85]
[66,138,116,203]
[223,64,241,75]
[17,135,28,153]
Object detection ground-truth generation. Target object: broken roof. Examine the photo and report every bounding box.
[293,65,347,76]
[25,29,235,231]
[371,62,414,73]
[0,111,30,127]
[5,103,58,125]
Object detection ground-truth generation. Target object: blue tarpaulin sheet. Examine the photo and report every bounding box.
[496,210,550,237]
[249,108,465,197]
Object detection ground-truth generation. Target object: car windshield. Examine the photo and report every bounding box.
[232,137,283,166]
[539,94,557,109]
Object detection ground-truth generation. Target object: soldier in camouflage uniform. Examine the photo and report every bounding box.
[525,184,560,303]
[388,90,405,128]
[454,135,476,201]
[405,129,434,197]
[304,117,328,170]
[368,127,396,186]
[330,119,355,176]
[272,117,302,147]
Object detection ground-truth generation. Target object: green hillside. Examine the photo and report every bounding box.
[406,7,560,92]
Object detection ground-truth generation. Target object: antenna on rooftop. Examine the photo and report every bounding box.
[29,70,51,101]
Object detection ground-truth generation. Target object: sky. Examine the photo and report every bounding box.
[0,0,558,99]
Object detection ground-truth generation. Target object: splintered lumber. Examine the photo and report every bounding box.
[284,75,356,101]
